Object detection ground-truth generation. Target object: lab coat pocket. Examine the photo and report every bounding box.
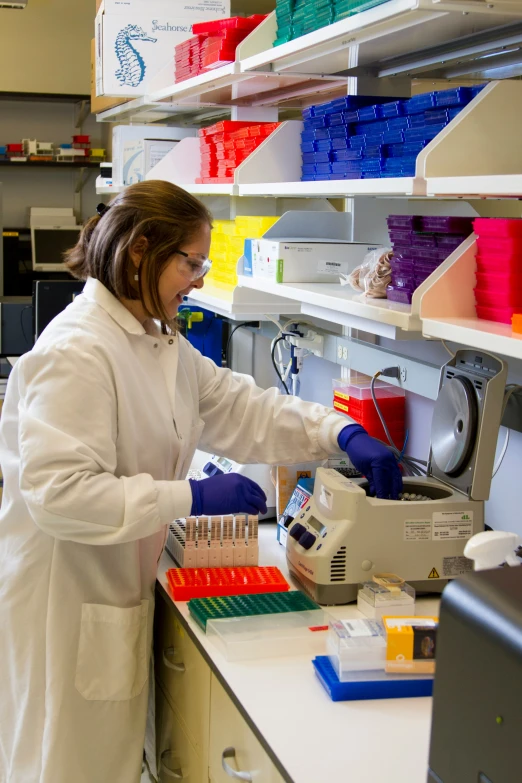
[75,600,149,701]
[178,419,205,478]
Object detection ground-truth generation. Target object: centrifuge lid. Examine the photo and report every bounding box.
[431,375,479,479]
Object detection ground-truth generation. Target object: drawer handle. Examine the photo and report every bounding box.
[160,750,183,779]
[222,747,253,781]
[163,646,186,673]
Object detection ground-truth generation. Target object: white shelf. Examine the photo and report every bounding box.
[422,317,522,360]
[239,177,423,198]
[96,184,125,195]
[426,174,522,198]
[419,233,522,360]
[184,282,301,320]
[239,0,522,76]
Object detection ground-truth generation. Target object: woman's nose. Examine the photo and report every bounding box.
[193,275,205,290]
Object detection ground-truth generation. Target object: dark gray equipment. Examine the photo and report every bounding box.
[0,297,33,355]
[427,566,522,783]
[33,280,84,340]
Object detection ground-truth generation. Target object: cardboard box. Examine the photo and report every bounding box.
[250,239,379,284]
[122,138,178,184]
[95,0,230,98]
[90,39,128,115]
[112,125,195,186]
[384,616,438,674]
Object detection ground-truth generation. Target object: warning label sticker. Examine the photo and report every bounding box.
[432,511,473,541]
[404,519,431,541]
[428,567,440,579]
[442,556,473,577]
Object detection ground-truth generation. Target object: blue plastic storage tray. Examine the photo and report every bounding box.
[331,137,349,150]
[387,116,411,130]
[380,100,406,118]
[405,93,436,114]
[313,657,434,702]
[383,129,405,144]
[434,86,473,108]
[329,125,349,139]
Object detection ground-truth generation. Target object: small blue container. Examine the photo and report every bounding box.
[331,137,349,150]
[380,100,407,118]
[328,113,346,127]
[302,152,316,165]
[423,108,450,125]
[403,122,446,143]
[314,128,330,140]
[316,162,333,174]
[384,143,405,157]
[358,104,383,122]
[387,116,411,131]
[382,129,405,144]
[405,92,436,114]
[334,148,362,161]
[355,119,388,135]
[301,141,315,153]
[349,135,367,149]
[343,109,359,123]
[328,125,349,139]
[315,139,333,152]
[434,86,473,108]
[314,150,333,163]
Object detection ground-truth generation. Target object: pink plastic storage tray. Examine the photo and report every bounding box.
[473,218,522,238]
[476,254,522,273]
[476,270,522,291]
[476,303,518,324]
[475,288,522,308]
[477,236,522,256]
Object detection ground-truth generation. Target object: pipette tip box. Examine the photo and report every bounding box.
[189,590,319,631]
[167,565,289,601]
[313,656,434,701]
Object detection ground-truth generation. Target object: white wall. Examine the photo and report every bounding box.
[0,0,93,95]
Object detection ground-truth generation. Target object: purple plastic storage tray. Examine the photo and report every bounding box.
[387,285,414,304]
[420,216,473,234]
[436,234,467,249]
[387,215,423,230]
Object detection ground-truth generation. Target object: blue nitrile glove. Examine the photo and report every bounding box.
[189,474,267,517]
[338,424,402,500]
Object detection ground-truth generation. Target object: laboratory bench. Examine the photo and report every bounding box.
[154,524,439,783]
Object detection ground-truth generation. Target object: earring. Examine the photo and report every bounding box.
[134,273,139,281]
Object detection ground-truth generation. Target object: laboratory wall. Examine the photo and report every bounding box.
[0,0,93,94]
[0,100,106,226]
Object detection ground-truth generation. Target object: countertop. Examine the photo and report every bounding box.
[157,524,439,783]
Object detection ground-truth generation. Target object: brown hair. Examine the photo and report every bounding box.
[65,180,212,327]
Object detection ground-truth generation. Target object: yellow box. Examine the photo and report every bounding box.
[383,616,438,674]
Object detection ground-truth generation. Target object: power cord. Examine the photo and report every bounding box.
[271,335,290,394]
[20,305,32,347]
[224,321,260,368]
[492,384,522,477]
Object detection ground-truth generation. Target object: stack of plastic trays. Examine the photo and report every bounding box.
[386,214,473,304]
[334,0,389,22]
[174,35,206,82]
[198,121,279,183]
[300,86,479,183]
[302,0,335,35]
[333,378,406,445]
[274,0,294,45]
[473,218,522,325]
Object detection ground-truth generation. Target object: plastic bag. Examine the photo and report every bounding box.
[341,247,393,299]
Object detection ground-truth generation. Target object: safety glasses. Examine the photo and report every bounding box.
[176,250,212,281]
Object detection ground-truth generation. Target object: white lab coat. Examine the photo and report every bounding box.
[0,278,346,783]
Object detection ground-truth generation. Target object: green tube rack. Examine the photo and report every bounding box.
[188,590,320,631]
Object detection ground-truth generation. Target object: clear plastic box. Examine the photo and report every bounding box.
[333,376,406,401]
[327,618,387,680]
[357,581,415,620]
[206,609,328,661]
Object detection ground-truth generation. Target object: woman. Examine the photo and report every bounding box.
[0,181,401,783]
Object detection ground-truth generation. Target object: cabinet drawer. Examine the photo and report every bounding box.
[209,675,285,783]
[156,682,209,783]
[154,593,211,758]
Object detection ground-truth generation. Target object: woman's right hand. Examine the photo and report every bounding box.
[189,474,267,517]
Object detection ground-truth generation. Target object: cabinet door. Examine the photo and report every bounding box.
[156,682,209,783]
[155,594,211,759]
[209,675,285,783]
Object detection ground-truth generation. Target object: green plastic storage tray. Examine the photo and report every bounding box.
[188,590,320,631]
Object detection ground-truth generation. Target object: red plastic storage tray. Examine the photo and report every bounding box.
[473,218,522,238]
[166,566,289,601]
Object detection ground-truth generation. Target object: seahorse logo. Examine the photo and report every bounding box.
[115,24,158,88]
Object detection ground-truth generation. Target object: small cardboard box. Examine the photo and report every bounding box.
[384,616,438,674]
[251,239,378,283]
[91,39,128,115]
[95,0,230,98]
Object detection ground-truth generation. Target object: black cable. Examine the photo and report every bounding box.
[224,321,259,368]
[271,335,290,395]
[20,305,32,347]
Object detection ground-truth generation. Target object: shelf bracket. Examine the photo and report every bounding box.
[74,99,91,133]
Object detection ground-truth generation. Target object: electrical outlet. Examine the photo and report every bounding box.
[337,345,343,359]
[400,367,407,382]
[342,346,348,361]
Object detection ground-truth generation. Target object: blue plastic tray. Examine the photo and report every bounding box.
[380,100,407,118]
[434,86,473,108]
[313,657,434,702]
[329,125,349,139]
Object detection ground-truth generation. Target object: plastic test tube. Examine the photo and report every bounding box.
[208,516,222,568]
[184,517,198,568]
[221,515,234,567]
[196,516,209,567]
[233,515,247,566]
[246,515,259,566]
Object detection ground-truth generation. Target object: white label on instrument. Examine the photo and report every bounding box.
[432,511,473,540]
[404,519,431,541]
[318,260,349,276]
[319,485,333,510]
[442,556,473,577]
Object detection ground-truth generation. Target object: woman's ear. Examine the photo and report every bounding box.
[129,236,148,268]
